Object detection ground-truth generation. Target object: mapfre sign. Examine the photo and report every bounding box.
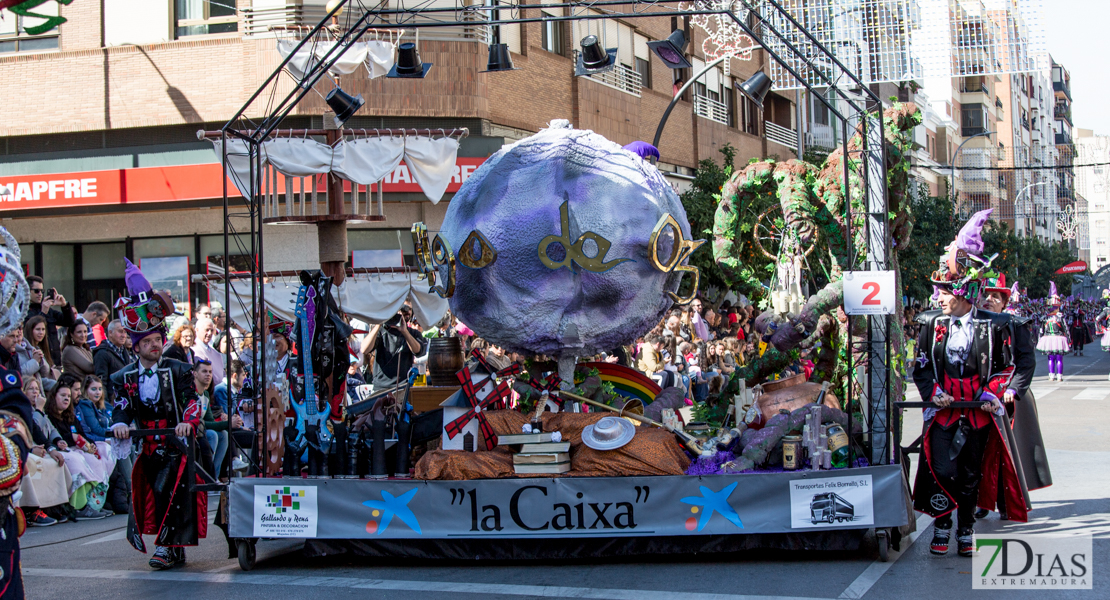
[0,158,485,211]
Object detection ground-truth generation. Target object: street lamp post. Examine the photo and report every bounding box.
[1013,181,1048,237]
[948,129,995,214]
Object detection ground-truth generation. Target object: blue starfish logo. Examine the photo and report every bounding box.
[680,482,744,532]
[362,488,422,535]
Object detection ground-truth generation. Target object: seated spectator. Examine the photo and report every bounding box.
[60,322,95,379]
[45,375,115,520]
[74,374,131,514]
[162,322,196,364]
[215,360,253,475]
[22,316,60,386]
[20,376,72,527]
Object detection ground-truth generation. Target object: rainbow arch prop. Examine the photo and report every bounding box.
[581,362,662,404]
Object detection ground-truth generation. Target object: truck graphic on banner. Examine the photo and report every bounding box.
[809,492,854,524]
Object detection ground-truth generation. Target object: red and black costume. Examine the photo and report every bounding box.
[0,368,36,599]
[110,357,207,552]
[912,308,1035,529]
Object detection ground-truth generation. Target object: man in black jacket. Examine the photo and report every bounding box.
[25,276,76,366]
[94,320,133,401]
[109,259,205,571]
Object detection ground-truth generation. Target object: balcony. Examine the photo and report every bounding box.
[1054,105,1072,124]
[571,51,642,97]
[693,93,730,126]
[765,120,799,149]
[1053,79,1072,101]
[242,3,491,43]
[1056,132,1072,145]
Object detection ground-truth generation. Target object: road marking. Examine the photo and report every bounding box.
[81,530,127,545]
[1073,387,1110,400]
[837,513,931,599]
[1028,386,1058,397]
[23,568,828,600]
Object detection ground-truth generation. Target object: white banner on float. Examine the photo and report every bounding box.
[788,474,874,529]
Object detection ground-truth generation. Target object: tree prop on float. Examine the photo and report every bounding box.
[712,103,922,394]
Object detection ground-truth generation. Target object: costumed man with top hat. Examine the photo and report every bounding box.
[109,260,206,570]
[974,275,1051,521]
[911,209,1035,557]
[0,227,40,598]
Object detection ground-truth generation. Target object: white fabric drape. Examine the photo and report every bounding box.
[209,136,459,202]
[403,136,460,203]
[209,270,448,331]
[208,138,266,199]
[276,40,371,80]
[331,137,406,185]
[365,40,397,79]
[264,138,333,176]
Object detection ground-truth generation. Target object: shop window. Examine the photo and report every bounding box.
[82,243,127,280]
[348,229,414,267]
[18,243,34,277]
[175,0,238,38]
[138,256,191,316]
[41,245,74,305]
[135,237,196,265]
[0,2,61,53]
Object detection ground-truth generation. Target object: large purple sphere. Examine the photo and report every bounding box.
[440,122,692,358]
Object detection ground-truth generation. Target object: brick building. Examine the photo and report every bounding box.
[0,1,797,312]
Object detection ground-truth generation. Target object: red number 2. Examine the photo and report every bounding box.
[862,282,882,305]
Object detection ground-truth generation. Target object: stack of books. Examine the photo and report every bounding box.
[498,432,571,474]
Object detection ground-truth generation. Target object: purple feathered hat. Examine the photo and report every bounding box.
[116,259,175,346]
[622,141,660,161]
[930,208,997,300]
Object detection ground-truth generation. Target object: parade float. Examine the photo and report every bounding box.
[193,0,917,570]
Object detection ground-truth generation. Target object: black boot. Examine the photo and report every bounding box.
[957,527,975,557]
[974,508,989,519]
[930,525,951,555]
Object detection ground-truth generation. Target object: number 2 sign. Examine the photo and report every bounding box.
[843,271,896,315]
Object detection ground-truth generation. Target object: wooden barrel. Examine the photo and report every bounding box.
[427,337,465,386]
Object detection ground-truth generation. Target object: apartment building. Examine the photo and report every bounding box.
[1076,129,1110,271]
[0,0,798,311]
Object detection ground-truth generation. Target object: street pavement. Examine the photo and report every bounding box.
[22,350,1110,600]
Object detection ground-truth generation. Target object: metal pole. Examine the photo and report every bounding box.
[651,54,731,156]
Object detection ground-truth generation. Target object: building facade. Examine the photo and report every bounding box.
[0,0,798,312]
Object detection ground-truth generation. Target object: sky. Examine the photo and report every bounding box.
[1042,0,1110,135]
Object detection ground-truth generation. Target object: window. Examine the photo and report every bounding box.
[961,103,987,136]
[0,2,61,53]
[540,11,564,55]
[811,91,830,126]
[175,0,237,38]
[741,94,760,136]
[634,57,651,90]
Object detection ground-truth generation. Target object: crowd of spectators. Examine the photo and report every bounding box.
[0,276,254,528]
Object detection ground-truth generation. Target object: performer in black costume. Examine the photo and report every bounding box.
[974,275,1051,521]
[0,225,38,598]
[911,209,1035,557]
[109,260,206,570]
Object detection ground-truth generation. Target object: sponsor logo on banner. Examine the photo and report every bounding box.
[254,485,318,538]
[788,475,873,529]
[973,534,1092,589]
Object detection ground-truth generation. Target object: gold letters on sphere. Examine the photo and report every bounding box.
[538,201,631,273]
[411,222,456,298]
[457,230,498,269]
[648,213,706,304]
[430,235,456,298]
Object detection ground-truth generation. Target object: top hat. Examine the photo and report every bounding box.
[575,35,617,76]
[388,42,433,78]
